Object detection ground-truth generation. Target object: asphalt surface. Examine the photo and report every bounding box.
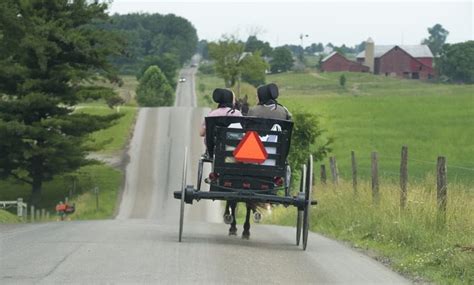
[0,61,411,284]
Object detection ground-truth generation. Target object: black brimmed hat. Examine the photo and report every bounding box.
[212,88,233,104]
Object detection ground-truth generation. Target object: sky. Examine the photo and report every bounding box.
[108,0,473,47]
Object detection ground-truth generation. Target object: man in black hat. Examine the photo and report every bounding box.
[247,83,291,120]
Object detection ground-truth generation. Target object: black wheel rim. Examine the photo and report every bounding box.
[296,210,303,246]
[296,164,306,246]
[197,160,203,191]
[303,155,313,250]
[179,147,188,242]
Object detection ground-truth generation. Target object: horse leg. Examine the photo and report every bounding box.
[229,202,237,236]
[242,204,251,239]
[224,201,233,224]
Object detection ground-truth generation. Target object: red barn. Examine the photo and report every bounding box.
[321,52,369,72]
[356,45,434,79]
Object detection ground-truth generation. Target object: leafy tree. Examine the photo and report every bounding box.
[196,39,209,60]
[245,36,273,57]
[198,62,215,75]
[355,41,366,53]
[289,112,332,175]
[208,37,246,87]
[270,47,294,73]
[305,42,324,53]
[106,95,125,112]
[241,51,268,87]
[0,0,123,205]
[136,66,174,106]
[437,41,474,83]
[137,53,180,88]
[422,24,449,56]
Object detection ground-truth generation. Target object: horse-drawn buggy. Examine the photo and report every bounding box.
[173,116,317,250]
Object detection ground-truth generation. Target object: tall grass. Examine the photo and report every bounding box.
[265,178,474,284]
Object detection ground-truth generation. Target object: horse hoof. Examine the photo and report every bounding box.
[229,228,237,236]
[242,232,250,240]
[253,211,262,223]
[223,214,233,224]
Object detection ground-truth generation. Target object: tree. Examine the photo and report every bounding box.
[196,39,209,60]
[289,112,332,175]
[270,47,294,73]
[422,24,449,56]
[208,36,246,87]
[136,66,174,106]
[241,51,268,87]
[0,0,123,206]
[245,36,273,57]
[437,41,474,83]
[137,53,180,88]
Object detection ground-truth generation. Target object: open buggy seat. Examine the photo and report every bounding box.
[174,116,316,249]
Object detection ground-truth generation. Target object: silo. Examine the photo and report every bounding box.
[365,37,375,73]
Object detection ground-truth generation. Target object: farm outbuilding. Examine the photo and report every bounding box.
[321,52,369,72]
[356,42,435,80]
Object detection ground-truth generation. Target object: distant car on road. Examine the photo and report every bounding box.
[179,77,186,83]
[190,64,197,67]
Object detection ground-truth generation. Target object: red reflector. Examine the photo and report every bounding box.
[243,182,251,189]
[274,177,283,186]
[224,181,232,187]
[233,131,268,164]
[209,172,218,181]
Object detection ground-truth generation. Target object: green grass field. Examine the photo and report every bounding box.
[197,71,474,184]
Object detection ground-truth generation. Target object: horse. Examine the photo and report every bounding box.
[224,201,263,239]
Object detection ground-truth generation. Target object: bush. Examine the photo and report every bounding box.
[136,66,174,107]
[339,74,346,88]
[198,62,215,75]
[289,112,333,178]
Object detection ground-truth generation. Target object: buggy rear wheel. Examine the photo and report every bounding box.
[302,155,313,250]
[296,164,306,246]
[179,147,188,242]
[197,159,203,191]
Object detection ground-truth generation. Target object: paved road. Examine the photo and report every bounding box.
[0,62,410,284]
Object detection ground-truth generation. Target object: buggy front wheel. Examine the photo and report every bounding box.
[179,147,188,242]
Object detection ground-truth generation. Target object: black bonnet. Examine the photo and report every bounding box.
[212,88,234,104]
[257,83,279,104]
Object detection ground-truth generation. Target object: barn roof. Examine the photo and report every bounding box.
[321,51,338,62]
[357,45,433,58]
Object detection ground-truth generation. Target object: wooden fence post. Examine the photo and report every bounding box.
[329,156,339,185]
[46,212,50,220]
[437,156,447,223]
[400,146,408,209]
[320,165,327,184]
[351,151,358,194]
[35,209,40,222]
[41,209,45,221]
[371,152,379,205]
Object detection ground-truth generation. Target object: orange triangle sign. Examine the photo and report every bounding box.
[233,131,268,164]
